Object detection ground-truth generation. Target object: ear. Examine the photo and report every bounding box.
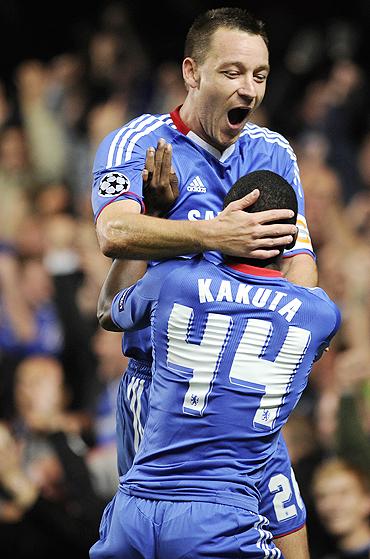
[182,57,199,89]
[286,227,298,251]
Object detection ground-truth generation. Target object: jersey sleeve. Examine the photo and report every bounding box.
[111,259,192,331]
[310,288,342,361]
[111,280,155,332]
[91,119,151,222]
[280,146,316,261]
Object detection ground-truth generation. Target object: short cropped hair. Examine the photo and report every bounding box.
[312,457,370,495]
[223,170,298,226]
[184,7,269,64]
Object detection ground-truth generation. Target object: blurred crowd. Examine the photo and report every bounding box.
[0,3,368,558]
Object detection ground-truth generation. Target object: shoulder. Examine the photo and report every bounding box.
[154,256,210,296]
[93,113,177,171]
[241,122,297,158]
[155,257,199,278]
[296,285,341,325]
[303,286,336,305]
[241,122,291,146]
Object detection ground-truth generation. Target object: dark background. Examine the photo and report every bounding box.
[1,0,369,80]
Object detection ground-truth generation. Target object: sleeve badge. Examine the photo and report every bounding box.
[98,172,130,197]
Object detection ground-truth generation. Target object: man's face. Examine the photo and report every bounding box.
[187,27,269,151]
[313,469,370,537]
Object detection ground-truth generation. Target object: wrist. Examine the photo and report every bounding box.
[193,219,218,251]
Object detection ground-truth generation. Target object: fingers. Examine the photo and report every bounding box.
[257,223,297,239]
[257,209,295,224]
[248,248,281,259]
[227,189,260,210]
[250,234,295,249]
[153,139,172,185]
[159,143,173,185]
[226,195,295,225]
[143,139,173,187]
[142,147,154,190]
[144,147,155,176]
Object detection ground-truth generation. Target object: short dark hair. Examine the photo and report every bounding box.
[184,7,268,64]
[224,169,298,224]
[222,170,298,257]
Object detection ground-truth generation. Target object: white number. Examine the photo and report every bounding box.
[167,303,231,416]
[167,304,310,427]
[269,470,304,521]
[290,467,304,510]
[229,319,310,429]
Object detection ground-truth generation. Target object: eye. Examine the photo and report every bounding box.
[255,73,268,83]
[222,70,240,78]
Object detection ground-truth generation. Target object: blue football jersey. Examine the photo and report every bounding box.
[92,107,315,361]
[111,257,341,511]
[92,108,314,262]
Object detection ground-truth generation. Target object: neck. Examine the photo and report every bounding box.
[223,255,282,272]
[179,101,226,153]
[179,100,197,134]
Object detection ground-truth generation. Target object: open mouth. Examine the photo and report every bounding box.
[228,107,250,126]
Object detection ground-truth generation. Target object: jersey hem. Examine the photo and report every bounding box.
[94,192,145,223]
[272,521,306,538]
[283,249,316,261]
[120,484,259,514]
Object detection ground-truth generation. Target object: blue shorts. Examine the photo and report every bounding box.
[117,359,306,537]
[90,489,281,559]
[116,359,152,476]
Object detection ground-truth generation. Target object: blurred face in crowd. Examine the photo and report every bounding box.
[15,356,65,419]
[21,259,54,306]
[182,27,269,151]
[312,462,370,539]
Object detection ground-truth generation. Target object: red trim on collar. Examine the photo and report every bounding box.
[170,105,190,135]
[227,263,283,278]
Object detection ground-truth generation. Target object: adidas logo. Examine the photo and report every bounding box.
[187,176,207,193]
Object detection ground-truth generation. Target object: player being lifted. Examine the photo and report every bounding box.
[90,170,340,559]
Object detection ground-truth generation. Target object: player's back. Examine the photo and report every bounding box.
[121,257,340,511]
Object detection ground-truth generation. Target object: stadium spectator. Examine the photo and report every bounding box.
[0,251,64,419]
[311,458,370,559]
[87,327,128,500]
[0,355,105,559]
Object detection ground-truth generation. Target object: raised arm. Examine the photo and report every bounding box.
[97,258,147,331]
[96,194,297,261]
[281,253,318,287]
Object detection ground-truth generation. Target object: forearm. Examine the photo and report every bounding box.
[98,258,148,330]
[97,212,209,259]
[281,254,318,287]
[96,193,299,261]
[274,525,310,559]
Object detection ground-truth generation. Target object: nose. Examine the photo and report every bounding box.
[237,77,257,102]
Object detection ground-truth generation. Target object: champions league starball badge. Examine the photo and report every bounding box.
[98,172,130,197]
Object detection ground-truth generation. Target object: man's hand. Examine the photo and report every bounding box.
[142,138,179,217]
[209,189,297,259]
